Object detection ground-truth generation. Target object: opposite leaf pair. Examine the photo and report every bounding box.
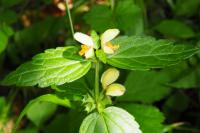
[74,29,120,59]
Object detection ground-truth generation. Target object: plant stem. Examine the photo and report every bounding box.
[110,0,115,10]
[95,60,100,102]
[66,0,75,36]
[0,88,18,123]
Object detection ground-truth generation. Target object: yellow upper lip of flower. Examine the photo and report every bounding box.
[79,45,91,56]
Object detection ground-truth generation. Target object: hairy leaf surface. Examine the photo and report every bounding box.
[1,47,91,88]
[79,106,142,133]
[107,36,199,70]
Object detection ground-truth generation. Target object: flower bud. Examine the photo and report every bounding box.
[101,68,119,89]
[106,83,126,96]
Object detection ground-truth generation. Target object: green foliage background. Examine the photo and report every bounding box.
[0,0,200,133]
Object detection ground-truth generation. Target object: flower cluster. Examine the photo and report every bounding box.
[74,29,120,59]
[101,68,126,96]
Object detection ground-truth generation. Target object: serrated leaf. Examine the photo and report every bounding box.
[155,20,195,39]
[79,106,142,133]
[119,104,165,133]
[27,101,57,126]
[12,94,71,133]
[118,70,171,103]
[107,36,199,70]
[83,1,144,34]
[1,47,91,88]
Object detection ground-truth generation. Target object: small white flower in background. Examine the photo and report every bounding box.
[74,32,95,59]
[101,68,126,96]
[101,29,120,54]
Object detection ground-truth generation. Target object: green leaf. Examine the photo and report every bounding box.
[163,92,189,113]
[84,5,115,32]
[118,70,171,103]
[155,20,195,39]
[115,0,144,35]
[16,128,38,133]
[14,17,65,52]
[96,50,107,63]
[79,106,142,133]
[27,101,57,126]
[169,67,200,89]
[0,10,17,24]
[12,94,71,133]
[83,1,144,34]
[63,46,84,61]
[107,36,199,70]
[1,47,91,88]
[91,30,100,49]
[174,0,200,16]
[45,111,85,133]
[0,23,13,53]
[53,78,89,101]
[1,0,24,7]
[119,104,165,133]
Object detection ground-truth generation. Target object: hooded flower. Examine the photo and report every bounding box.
[74,32,95,59]
[101,68,126,96]
[101,29,120,54]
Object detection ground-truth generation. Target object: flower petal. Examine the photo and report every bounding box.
[101,68,119,89]
[102,45,114,54]
[85,48,94,59]
[74,32,94,46]
[101,29,120,44]
[106,83,126,96]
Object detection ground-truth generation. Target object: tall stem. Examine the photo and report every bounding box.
[110,0,115,10]
[66,0,74,36]
[0,89,18,123]
[95,60,100,102]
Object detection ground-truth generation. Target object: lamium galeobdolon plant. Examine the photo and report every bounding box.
[1,27,199,133]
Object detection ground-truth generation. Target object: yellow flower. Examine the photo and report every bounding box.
[74,32,94,59]
[101,68,119,89]
[106,83,126,96]
[101,68,126,96]
[101,29,120,54]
